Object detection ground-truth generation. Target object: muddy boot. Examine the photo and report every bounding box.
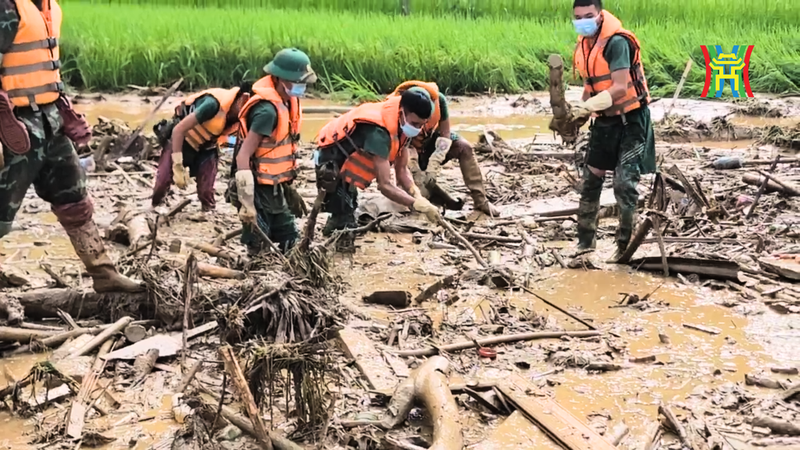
[576,167,604,251]
[427,181,465,211]
[54,200,143,293]
[458,146,499,216]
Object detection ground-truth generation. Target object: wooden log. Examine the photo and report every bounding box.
[177,360,203,394]
[393,330,601,357]
[752,416,800,436]
[783,383,800,401]
[132,348,159,383]
[658,403,694,449]
[745,374,787,390]
[742,173,785,193]
[212,227,243,247]
[187,241,238,262]
[415,275,457,304]
[5,325,107,356]
[0,326,59,342]
[5,289,148,320]
[219,346,273,450]
[197,262,244,280]
[460,232,522,243]
[206,398,303,450]
[746,156,781,219]
[363,291,411,308]
[756,170,800,196]
[617,217,653,264]
[68,316,133,358]
[338,327,398,392]
[124,324,148,343]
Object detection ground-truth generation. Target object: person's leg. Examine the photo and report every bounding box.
[448,136,499,216]
[40,135,142,292]
[0,142,42,239]
[322,179,358,236]
[610,116,647,262]
[195,150,219,211]
[151,143,175,207]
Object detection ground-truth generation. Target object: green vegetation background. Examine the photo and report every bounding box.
[61,1,800,96]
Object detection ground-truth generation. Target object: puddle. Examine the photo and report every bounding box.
[336,233,798,449]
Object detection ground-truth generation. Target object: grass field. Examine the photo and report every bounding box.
[60,2,800,97]
[74,0,800,28]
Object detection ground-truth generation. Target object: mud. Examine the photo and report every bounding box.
[0,89,798,449]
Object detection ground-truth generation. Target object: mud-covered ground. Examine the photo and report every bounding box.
[0,90,798,450]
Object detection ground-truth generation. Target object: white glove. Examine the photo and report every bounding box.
[171,152,189,189]
[235,170,256,224]
[570,90,613,119]
[412,197,441,224]
[435,136,452,153]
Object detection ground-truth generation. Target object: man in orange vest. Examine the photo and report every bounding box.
[0,0,142,293]
[314,89,441,247]
[568,0,656,262]
[388,82,500,217]
[230,49,314,254]
[151,83,252,212]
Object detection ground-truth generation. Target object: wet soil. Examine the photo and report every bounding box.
[0,90,798,449]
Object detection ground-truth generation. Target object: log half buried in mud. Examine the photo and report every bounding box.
[628,257,740,281]
[4,289,149,320]
[752,416,800,436]
[5,325,108,356]
[381,356,463,450]
[0,326,60,343]
[392,330,601,357]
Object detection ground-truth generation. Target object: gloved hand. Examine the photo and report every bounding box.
[236,170,257,224]
[407,150,433,198]
[426,141,450,177]
[172,152,189,189]
[412,196,441,224]
[283,183,308,218]
[407,183,422,199]
[435,136,452,154]
[569,90,613,120]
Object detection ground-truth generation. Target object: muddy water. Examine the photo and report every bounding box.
[339,233,798,448]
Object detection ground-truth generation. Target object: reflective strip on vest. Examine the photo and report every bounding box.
[7,37,58,53]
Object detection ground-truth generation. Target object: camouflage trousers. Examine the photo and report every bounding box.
[576,116,645,250]
[0,130,87,238]
[232,183,298,254]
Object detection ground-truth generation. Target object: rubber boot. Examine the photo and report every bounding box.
[458,146,499,216]
[427,180,465,211]
[54,199,144,293]
[575,168,604,251]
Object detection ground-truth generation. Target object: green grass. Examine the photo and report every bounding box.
[71,0,800,28]
[60,3,800,96]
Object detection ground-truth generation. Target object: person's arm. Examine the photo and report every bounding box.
[374,156,415,208]
[0,2,20,57]
[606,35,633,102]
[171,114,199,155]
[394,146,414,194]
[437,95,451,137]
[236,130,261,172]
[582,87,591,101]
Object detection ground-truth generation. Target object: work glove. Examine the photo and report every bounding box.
[407,150,433,198]
[236,170,257,224]
[283,183,308,218]
[426,137,452,177]
[412,196,441,224]
[407,183,422,199]
[171,152,189,189]
[569,90,613,121]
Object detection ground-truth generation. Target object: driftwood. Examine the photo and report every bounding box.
[363,291,411,308]
[4,288,148,320]
[68,316,133,358]
[742,173,788,194]
[745,373,788,390]
[124,324,148,343]
[186,242,239,263]
[415,275,457,303]
[783,383,800,401]
[178,361,203,394]
[756,170,800,196]
[203,395,303,450]
[381,356,463,450]
[393,330,601,357]
[132,348,160,384]
[746,156,781,219]
[5,325,107,356]
[752,416,800,436]
[658,403,694,449]
[618,217,654,264]
[108,207,152,249]
[0,326,59,342]
[219,346,273,450]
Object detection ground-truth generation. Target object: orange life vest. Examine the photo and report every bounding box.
[178,87,241,150]
[1,0,63,108]
[388,81,441,149]
[316,96,406,190]
[238,76,302,185]
[573,10,651,116]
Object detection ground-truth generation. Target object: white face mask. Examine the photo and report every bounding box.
[400,111,422,137]
[287,82,306,97]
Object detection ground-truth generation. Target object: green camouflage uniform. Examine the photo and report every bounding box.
[227,100,298,253]
[315,123,393,235]
[576,35,657,252]
[0,1,85,238]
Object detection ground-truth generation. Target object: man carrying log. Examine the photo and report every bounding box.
[0,0,141,292]
[151,82,253,212]
[552,0,657,262]
[314,89,441,248]
[387,81,500,217]
[227,48,314,254]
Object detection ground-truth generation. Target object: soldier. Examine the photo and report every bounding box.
[0,0,141,292]
[230,48,312,254]
[314,89,441,246]
[564,0,657,262]
[152,83,252,212]
[387,81,500,217]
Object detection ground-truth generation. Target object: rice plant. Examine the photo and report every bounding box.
[60,2,800,96]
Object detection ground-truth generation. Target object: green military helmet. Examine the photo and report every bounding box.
[264,48,317,84]
[405,86,434,110]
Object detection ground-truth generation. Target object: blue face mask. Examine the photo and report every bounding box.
[287,82,306,97]
[400,111,422,137]
[573,17,599,37]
